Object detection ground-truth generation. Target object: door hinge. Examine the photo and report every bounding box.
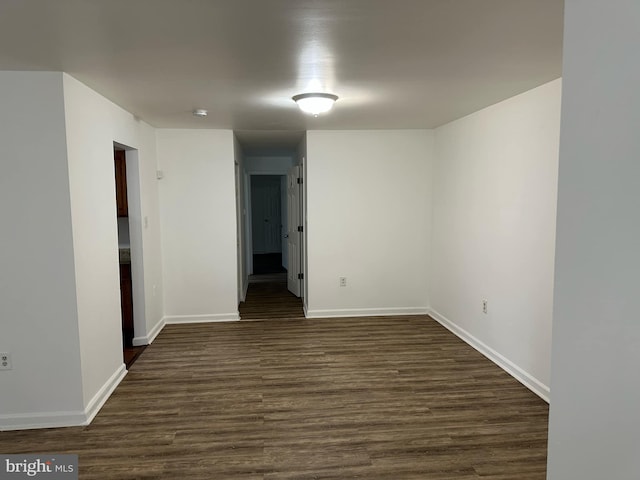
[297,225,303,232]
[298,273,304,280]
[297,177,303,184]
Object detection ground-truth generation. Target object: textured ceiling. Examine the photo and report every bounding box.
[0,0,563,141]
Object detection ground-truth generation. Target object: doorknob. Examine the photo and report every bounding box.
[284,234,289,238]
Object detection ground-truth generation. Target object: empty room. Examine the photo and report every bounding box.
[0,1,638,479]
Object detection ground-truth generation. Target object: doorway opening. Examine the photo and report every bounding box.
[234,131,306,320]
[113,144,146,368]
[250,175,287,275]
[239,170,303,320]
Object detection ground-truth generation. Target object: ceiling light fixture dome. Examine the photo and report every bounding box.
[292,92,338,116]
[192,108,208,117]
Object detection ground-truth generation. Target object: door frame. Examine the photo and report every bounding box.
[114,143,147,346]
[245,171,288,276]
[286,165,303,297]
[300,156,307,304]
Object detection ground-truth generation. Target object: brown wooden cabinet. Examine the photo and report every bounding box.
[120,262,134,348]
[114,150,128,217]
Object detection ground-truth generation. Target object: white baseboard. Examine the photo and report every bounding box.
[83,363,127,424]
[0,364,127,431]
[305,306,429,318]
[0,410,87,432]
[132,317,165,346]
[133,313,241,346]
[164,313,240,324]
[428,309,550,403]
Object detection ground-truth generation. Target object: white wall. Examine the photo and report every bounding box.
[306,130,432,317]
[244,155,294,173]
[157,129,239,322]
[547,2,640,478]
[62,74,163,413]
[0,72,85,428]
[131,126,165,345]
[430,79,561,400]
[0,72,164,429]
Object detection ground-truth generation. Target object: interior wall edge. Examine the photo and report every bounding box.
[132,317,166,346]
[0,364,127,431]
[82,364,127,425]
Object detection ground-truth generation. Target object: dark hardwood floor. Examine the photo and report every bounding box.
[239,273,304,320]
[0,316,549,479]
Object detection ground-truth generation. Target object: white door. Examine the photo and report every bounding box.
[251,176,281,254]
[263,178,281,253]
[280,176,288,269]
[287,166,301,297]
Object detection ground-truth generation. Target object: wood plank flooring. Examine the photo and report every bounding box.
[0,316,549,479]
[239,274,304,320]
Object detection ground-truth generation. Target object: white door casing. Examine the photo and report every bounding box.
[287,166,301,297]
[280,175,288,269]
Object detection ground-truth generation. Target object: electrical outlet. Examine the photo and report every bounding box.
[0,352,12,370]
[482,300,488,314]
[339,277,347,287]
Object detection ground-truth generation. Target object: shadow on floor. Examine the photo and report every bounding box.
[253,253,286,275]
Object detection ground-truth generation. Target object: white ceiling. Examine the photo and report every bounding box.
[0,0,563,138]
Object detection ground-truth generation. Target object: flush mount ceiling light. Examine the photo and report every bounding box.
[292,93,338,116]
[192,108,208,117]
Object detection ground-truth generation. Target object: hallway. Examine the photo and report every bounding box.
[239,273,304,321]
